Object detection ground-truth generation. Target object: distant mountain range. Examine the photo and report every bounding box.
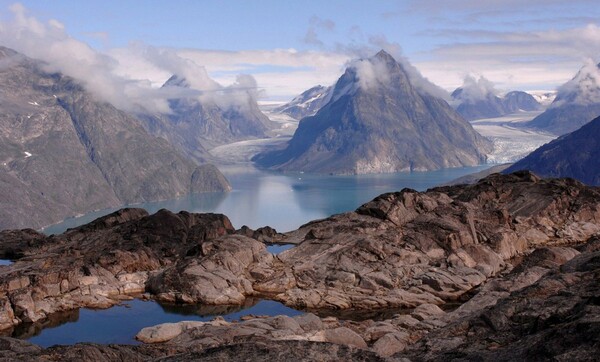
[273,85,332,120]
[254,50,492,174]
[138,75,272,157]
[505,114,600,185]
[451,88,541,120]
[520,62,600,135]
[0,47,231,230]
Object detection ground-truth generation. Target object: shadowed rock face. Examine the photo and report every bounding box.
[0,172,599,360]
[254,50,492,174]
[0,47,231,230]
[506,115,600,186]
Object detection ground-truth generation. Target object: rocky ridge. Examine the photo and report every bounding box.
[0,172,599,360]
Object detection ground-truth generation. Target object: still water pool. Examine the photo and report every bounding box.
[17,299,302,347]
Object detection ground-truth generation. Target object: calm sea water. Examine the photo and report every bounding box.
[17,299,302,347]
[44,165,491,235]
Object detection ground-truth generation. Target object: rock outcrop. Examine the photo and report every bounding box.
[254,50,492,174]
[506,115,600,185]
[0,172,600,360]
[0,47,231,230]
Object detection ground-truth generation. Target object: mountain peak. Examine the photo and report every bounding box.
[162,75,190,88]
[373,49,396,63]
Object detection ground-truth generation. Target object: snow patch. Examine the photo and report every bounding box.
[24,151,32,158]
[27,101,39,106]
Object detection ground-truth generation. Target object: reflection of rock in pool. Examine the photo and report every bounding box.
[11,309,79,339]
[17,299,302,347]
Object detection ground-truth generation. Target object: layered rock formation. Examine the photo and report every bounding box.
[0,172,599,360]
[521,61,600,135]
[0,47,231,230]
[505,115,600,185]
[254,50,492,174]
[273,85,333,120]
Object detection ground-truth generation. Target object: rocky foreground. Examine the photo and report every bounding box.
[0,171,599,360]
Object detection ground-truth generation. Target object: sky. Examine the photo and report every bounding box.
[0,0,599,104]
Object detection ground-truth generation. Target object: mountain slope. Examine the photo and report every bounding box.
[452,88,540,120]
[521,62,600,135]
[505,115,600,185]
[139,75,272,156]
[254,50,492,174]
[0,47,231,230]
[273,85,332,120]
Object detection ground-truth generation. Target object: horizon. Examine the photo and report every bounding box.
[0,1,598,103]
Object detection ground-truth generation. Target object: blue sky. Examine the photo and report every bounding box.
[0,1,599,102]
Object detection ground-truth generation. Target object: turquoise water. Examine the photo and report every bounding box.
[18,299,302,347]
[44,165,491,235]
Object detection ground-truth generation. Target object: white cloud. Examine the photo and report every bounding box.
[454,75,498,102]
[553,59,600,106]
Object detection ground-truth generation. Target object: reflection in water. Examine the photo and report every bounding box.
[43,164,492,235]
[0,260,12,266]
[17,298,302,347]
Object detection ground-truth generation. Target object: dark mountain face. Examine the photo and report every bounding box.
[138,75,272,154]
[452,89,540,120]
[254,50,492,174]
[521,63,600,135]
[502,91,541,113]
[274,85,333,120]
[505,115,600,185]
[0,48,231,230]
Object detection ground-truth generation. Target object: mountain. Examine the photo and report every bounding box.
[0,47,231,230]
[139,75,272,155]
[502,91,542,113]
[254,50,492,174]
[520,62,600,135]
[273,85,332,120]
[505,115,600,185]
[451,88,541,120]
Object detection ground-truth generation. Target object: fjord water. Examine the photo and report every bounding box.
[44,164,492,235]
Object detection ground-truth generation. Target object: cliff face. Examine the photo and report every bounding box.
[0,47,231,230]
[506,115,600,185]
[254,50,492,174]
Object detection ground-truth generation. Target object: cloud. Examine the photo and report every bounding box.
[553,59,600,106]
[303,16,336,47]
[453,75,498,103]
[0,4,277,113]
